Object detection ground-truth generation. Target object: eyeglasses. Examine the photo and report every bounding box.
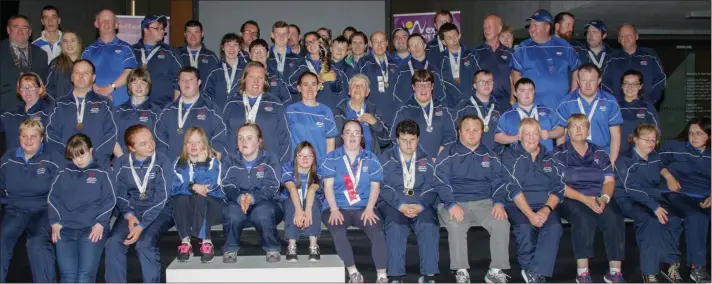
[413,83,432,89]
[342,132,362,137]
[19,86,38,92]
[475,80,494,86]
[622,82,641,88]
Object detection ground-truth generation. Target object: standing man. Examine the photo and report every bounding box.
[82,9,137,106]
[32,5,62,63]
[425,10,453,67]
[268,21,299,82]
[554,12,584,52]
[359,32,398,123]
[132,15,182,108]
[287,24,305,57]
[511,9,581,110]
[578,20,612,69]
[453,70,506,152]
[602,24,665,104]
[0,15,49,110]
[239,20,260,66]
[438,23,479,107]
[175,20,220,84]
[391,28,410,67]
[474,15,514,112]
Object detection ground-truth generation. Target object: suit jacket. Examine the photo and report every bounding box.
[0,39,49,111]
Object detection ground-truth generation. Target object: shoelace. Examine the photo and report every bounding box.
[609,272,624,282]
[667,265,681,281]
[288,246,297,254]
[491,271,510,282]
[178,243,191,254]
[200,242,213,254]
[309,246,319,253]
[456,272,469,282]
[349,273,363,283]
[646,275,659,282]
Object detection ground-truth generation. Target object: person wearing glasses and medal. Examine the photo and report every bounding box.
[453,70,508,153]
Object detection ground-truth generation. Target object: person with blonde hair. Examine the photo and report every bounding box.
[334,74,390,155]
[46,29,82,99]
[0,119,62,283]
[0,72,53,151]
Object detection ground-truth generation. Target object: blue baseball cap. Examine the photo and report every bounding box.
[584,20,607,34]
[526,9,553,24]
[141,15,167,31]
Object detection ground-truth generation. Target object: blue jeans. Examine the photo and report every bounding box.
[55,226,106,283]
[282,197,322,240]
[0,209,55,282]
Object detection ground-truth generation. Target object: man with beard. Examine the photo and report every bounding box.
[554,12,584,53]
[391,28,410,67]
[239,20,259,66]
[288,24,305,57]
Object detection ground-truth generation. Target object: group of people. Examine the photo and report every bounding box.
[0,4,708,284]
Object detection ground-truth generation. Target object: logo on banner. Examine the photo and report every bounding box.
[543,161,552,172]
[87,172,97,184]
[395,12,461,42]
[481,156,490,167]
[418,159,427,172]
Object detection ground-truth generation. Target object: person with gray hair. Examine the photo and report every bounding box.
[334,74,391,154]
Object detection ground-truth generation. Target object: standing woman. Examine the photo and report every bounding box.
[346,32,368,68]
[288,32,345,111]
[659,117,711,283]
[113,68,162,157]
[500,118,564,283]
[202,33,243,107]
[48,134,116,283]
[0,120,61,283]
[46,30,83,100]
[617,70,660,154]
[221,124,283,263]
[285,72,338,164]
[171,126,225,263]
[222,61,290,162]
[281,141,322,262]
[334,74,391,155]
[0,73,53,151]
[320,120,387,283]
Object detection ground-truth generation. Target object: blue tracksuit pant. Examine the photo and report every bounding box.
[378,203,440,277]
[508,206,563,277]
[0,209,55,282]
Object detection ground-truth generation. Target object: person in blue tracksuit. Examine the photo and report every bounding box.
[613,124,684,283]
[320,120,387,283]
[248,39,292,105]
[617,70,660,154]
[222,61,290,162]
[170,126,224,263]
[268,21,299,85]
[601,24,665,104]
[391,33,447,106]
[0,73,53,151]
[81,9,137,106]
[425,10,454,67]
[495,78,564,152]
[155,66,227,161]
[175,20,220,83]
[281,141,322,262]
[105,124,175,282]
[46,60,117,170]
[346,32,369,69]
[202,33,244,107]
[557,64,624,162]
[287,32,346,111]
[238,21,259,68]
[553,114,626,283]
[578,20,612,70]
[285,72,338,164]
[132,15,181,108]
[288,24,305,58]
[113,68,162,157]
[330,36,356,84]
[358,32,399,123]
[0,120,60,283]
[500,118,564,283]
[453,70,506,152]
[511,9,581,110]
[221,123,283,263]
[391,28,411,68]
[46,30,82,100]
[334,74,391,155]
[48,133,115,283]
[499,26,514,50]
[378,119,439,283]
[434,115,511,283]
[391,69,456,160]
[439,23,480,107]
[475,15,514,112]
[659,117,711,283]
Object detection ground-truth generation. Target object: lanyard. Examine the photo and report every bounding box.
[140,46,161,65]
[223,62,238,94]
[349,100,365,118]
[399,150,416,190]
[517,105,539,121]
[448,50,461,78]
[374,54,389,83]
[177,98,196,130]
[421,100,434,132]
[343,155,363,188]
[129,153,156,196]
[437,38,444,52]
[470,97,494,127]
[298,172,309,205]
[408,60,428,76]
[273,49,286,73]
[577,97,599,141]
[188,47,201,68]
[587,50,606,68]
[243,94,263,123]
[74,95,86,125]
[306,60,319,74]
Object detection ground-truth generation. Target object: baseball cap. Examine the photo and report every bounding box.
[526,9,553,24]
[584,20,607,34]
[141,15,167,31]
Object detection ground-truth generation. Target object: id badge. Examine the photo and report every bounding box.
[377,76,385,93]
[344,190,362,205]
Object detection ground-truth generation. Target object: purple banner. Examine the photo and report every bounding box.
[393,11,461,43]
[117,15,170,45]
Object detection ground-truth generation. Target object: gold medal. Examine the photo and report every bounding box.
[177,128,183,134]
[141,63,148,70]
[454,77,461,84]
[404,188,414,196]
[426,126,433,133]
[484,125,489,132]
[139,193,146,200]
[384,81,389,88]
[76,123,83,130]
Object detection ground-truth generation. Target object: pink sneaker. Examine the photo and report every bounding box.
[200,242,214,263]
[177,243,192,262]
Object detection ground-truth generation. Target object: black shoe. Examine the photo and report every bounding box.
[661,263,683,283]
[222,251,237,263]
[691,266,711,283]
[308,245,320,262]
[286,245,298,262]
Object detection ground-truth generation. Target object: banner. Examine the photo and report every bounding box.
[117,15,170,45]
[393,11,461,43]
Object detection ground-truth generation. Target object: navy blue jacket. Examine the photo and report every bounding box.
[287,58,347,111]
[0,145,64,212]
[452,94,505,152]
[201,60,243,108]
[473,42,514,111]
[222,94,291,162]
[132,40,182,108]
[267,46,300,84]
[390,57,447,106]
[174,44,220,83]
[553,141,614,196]
[434,141,506,209]
[358,55,400,123]
[46,91,117,169]
[154,95,227,160]
[439,45,481,108]
[221,150,282,204]
[48,161,116,229]
[602,47,666,104]
[500,142,564,208]
[114,152,173,228]
[334,100,391,155]
[425,38,446,68]
[171,157,225,200]
[390,97,456,158]
[618,98,660,154]
[46,59,73,100]
[379,146,438,210]
[614,150,666,211]
[0,99,53,151]
[577,43,613,69]
[114,98,161,154]
[659,140,711,198]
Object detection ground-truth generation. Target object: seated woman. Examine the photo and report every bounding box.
[614,123,683,283]
[48,134,115,283]
[334,74,391,155]
[320,120,387,283]
[0,73,53,151]
[501,118,564,283]
[171,126,225,263]
[0,120,61,283]
[281,141,322,262]
[221,123,283,263]
[659,117,711,283]
[378,119,439,283]
[553,114,625,283]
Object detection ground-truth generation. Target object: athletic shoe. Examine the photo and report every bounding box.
[418,276,436,283]
[661,263,683,283]
[266,251,281,263]
[200,242,214,263]
[177,243,192,262]
[485,269,510,283]
[691,266,711,283]
[521,270,542,283]
[348,272,364,283]
[286,245,298,262]
[603,271,625,283]
[643,274,659,283]
[576,271,593,283]
[376,276,388,283]
[222,251,237,263]
[455,270,470,283]
[308,245,320,262]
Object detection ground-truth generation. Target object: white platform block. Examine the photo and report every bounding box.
[166,255,345,282]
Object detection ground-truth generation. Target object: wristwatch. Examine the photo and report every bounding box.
[600,194,611,204]
[111,83,116,91]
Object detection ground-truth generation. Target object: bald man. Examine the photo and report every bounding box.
[359,31,399,123]
[474,15,514,111]
[82,9,137,106]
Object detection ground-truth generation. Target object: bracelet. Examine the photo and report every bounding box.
[543,205,554,212]
[600,194,611,204]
